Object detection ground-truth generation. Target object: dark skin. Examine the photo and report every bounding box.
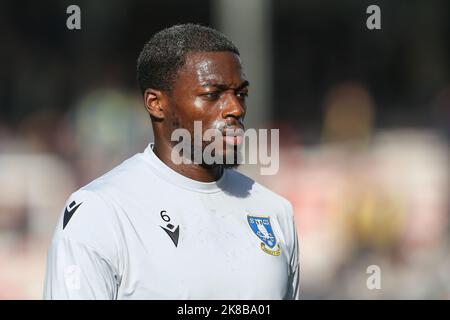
[144,51,249,182]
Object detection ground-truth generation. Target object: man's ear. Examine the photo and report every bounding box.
[144,88,165,120]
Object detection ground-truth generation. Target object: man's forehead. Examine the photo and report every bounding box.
[180,51,246,85]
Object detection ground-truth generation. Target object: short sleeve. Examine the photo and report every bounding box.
[43,189,121,300]
[43,236,118,299]
[284,201,300,300]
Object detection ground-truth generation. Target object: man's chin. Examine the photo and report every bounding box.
[203,152,242,168]
[200,162,240,170]
[186,142,243,168]
[199,148,243,169]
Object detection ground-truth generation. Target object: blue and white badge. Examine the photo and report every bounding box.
[247,215,281,256]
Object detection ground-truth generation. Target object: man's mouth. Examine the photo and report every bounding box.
[223,135,243,146]
[222,126,244,146]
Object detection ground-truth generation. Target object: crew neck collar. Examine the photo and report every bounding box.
[142,143,227,193]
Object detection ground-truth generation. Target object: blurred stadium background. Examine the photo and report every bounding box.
[0,0,449,299]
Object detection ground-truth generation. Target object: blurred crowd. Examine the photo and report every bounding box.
[0,87,152,298]
[260,82,450,299]
[0,82,448,299]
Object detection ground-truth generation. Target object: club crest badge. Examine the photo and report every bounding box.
[247,215,281,256]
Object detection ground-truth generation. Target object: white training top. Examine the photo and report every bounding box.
[44,143,300,300]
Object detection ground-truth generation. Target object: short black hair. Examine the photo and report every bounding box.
[137,23,240,95]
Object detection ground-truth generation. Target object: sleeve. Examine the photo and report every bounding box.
[43,236,118,300]
[287,223,300,300]
[283,200,300,300]
[43,189,121,300]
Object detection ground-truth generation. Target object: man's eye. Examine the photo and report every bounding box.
[236,91,249,99]
[202,92,220,100]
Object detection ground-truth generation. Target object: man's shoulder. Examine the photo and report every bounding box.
[55,188,115,235]
[56,155,144,233]
[47,187,123,277]
[82,153,148,193]
[52,155,147,241]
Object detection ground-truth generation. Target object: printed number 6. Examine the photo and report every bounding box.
[160,210,170,222]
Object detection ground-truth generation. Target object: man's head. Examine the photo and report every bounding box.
[137,24,249,168]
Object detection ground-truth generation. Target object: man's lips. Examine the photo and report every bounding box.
[223,135,243,146]
[222,126,244,146]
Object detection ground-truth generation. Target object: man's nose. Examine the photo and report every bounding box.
[221,92,246,120]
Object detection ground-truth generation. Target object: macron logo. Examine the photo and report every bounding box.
[63,201,83,229]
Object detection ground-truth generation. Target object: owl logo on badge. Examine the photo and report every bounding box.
[247,215,281,256]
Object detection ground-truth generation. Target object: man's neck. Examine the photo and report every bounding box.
[152,140,224,183]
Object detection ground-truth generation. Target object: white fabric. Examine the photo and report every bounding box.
[44,143,300,299]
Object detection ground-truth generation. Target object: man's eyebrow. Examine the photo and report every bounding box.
[201,80,250,90]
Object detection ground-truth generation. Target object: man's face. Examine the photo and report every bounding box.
[164,51,249,167]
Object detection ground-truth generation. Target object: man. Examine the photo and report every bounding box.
[44,24,299,299]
